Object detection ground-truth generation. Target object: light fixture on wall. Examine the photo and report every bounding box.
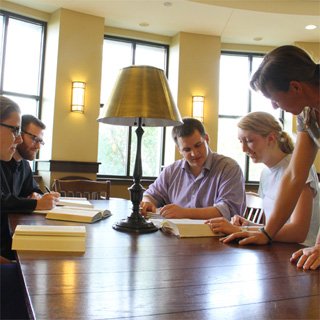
[192,96,204,122]
[71,81,86,113]
[98,65,182,234]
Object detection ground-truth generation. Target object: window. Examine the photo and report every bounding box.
[0,11,46,117]
[0,11,46,170]
[98,37,173,178]
[217,52,285,183]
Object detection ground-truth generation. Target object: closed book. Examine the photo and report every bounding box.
[151,219,223,238]
[46,207,111,223]
[12,225,86,252]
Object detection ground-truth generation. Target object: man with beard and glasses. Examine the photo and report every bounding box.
[1,114,59,214]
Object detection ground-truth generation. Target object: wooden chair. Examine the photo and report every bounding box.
[53,179,111,200]
[243,192,266,225]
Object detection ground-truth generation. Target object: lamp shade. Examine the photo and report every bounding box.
[98,65,182,127]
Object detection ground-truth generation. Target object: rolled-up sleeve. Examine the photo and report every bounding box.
[212,160,246,220]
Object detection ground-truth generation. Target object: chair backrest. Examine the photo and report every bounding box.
[53,179,111,200]
[243,192,266,225]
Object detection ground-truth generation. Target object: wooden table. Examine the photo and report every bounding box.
[9,198,320,319]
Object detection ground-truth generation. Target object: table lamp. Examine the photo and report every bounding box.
[98,65,182,233]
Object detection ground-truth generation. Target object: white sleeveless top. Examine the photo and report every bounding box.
[259,154,320,247]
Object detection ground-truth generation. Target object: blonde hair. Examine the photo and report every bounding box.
[238,111,294,154]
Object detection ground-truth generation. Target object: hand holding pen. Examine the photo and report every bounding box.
[35,186,60,210]
[45,186,60,197]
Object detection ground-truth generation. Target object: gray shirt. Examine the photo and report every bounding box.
[297,106,320,148]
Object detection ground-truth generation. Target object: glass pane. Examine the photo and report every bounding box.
[217,117,245,175]
[98,124,129,175]
[251,57,282,118]
[130,127,163,177]
[99,40,132,176]
[100,40,132,105]
[164,127,176,167]
[135,44,166,70]
[4,95,38,116]
[3,18,43,95]
[219,55,250,116]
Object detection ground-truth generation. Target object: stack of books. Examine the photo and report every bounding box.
[12,225,86,252]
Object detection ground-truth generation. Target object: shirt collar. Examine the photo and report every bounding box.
[181,149,213,173]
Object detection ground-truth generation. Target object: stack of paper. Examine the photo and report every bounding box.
[12,225,86,252]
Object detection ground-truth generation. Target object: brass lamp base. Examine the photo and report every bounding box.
[113,215,158,234]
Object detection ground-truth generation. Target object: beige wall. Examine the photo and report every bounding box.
[173,32,221,154]
[39,9,104,186]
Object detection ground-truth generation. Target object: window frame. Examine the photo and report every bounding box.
[218,51,284,184]
[0,10,47,117]
[0,10,47,173]
[97,35,170,181]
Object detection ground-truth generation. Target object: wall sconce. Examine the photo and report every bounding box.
[71,81,86,113]
[192,96,204,122]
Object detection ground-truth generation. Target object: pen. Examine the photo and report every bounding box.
[45,186,51,193]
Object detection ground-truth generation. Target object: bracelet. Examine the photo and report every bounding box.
[241,226,249,231]
[259,227,273,244]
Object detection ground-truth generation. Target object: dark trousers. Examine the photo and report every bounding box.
[1,263,30,319]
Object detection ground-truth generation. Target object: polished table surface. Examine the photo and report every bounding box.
[9,198,320,320]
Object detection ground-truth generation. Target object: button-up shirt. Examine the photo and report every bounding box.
[144,151,246,220]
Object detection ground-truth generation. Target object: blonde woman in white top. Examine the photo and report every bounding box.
[207,112,319,247]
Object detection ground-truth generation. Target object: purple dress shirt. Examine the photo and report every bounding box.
[144,151,246,220]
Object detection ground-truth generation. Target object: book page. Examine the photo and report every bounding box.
[57,198,94,208]
[33,206,100,215]
[45,207,111,223]
[59,197,87,201]
[146,208,163,219]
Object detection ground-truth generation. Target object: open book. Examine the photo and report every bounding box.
[12,225,86,252]
[150,219,223,238]
[45,207,111,223]
[57,197,94,208]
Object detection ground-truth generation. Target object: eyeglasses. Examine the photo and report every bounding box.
[0,123,21,137]
[22,131,45,145]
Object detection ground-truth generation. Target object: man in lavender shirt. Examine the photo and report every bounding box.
[140,118,246,220]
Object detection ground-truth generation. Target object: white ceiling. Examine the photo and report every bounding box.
[5,0,320,46]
